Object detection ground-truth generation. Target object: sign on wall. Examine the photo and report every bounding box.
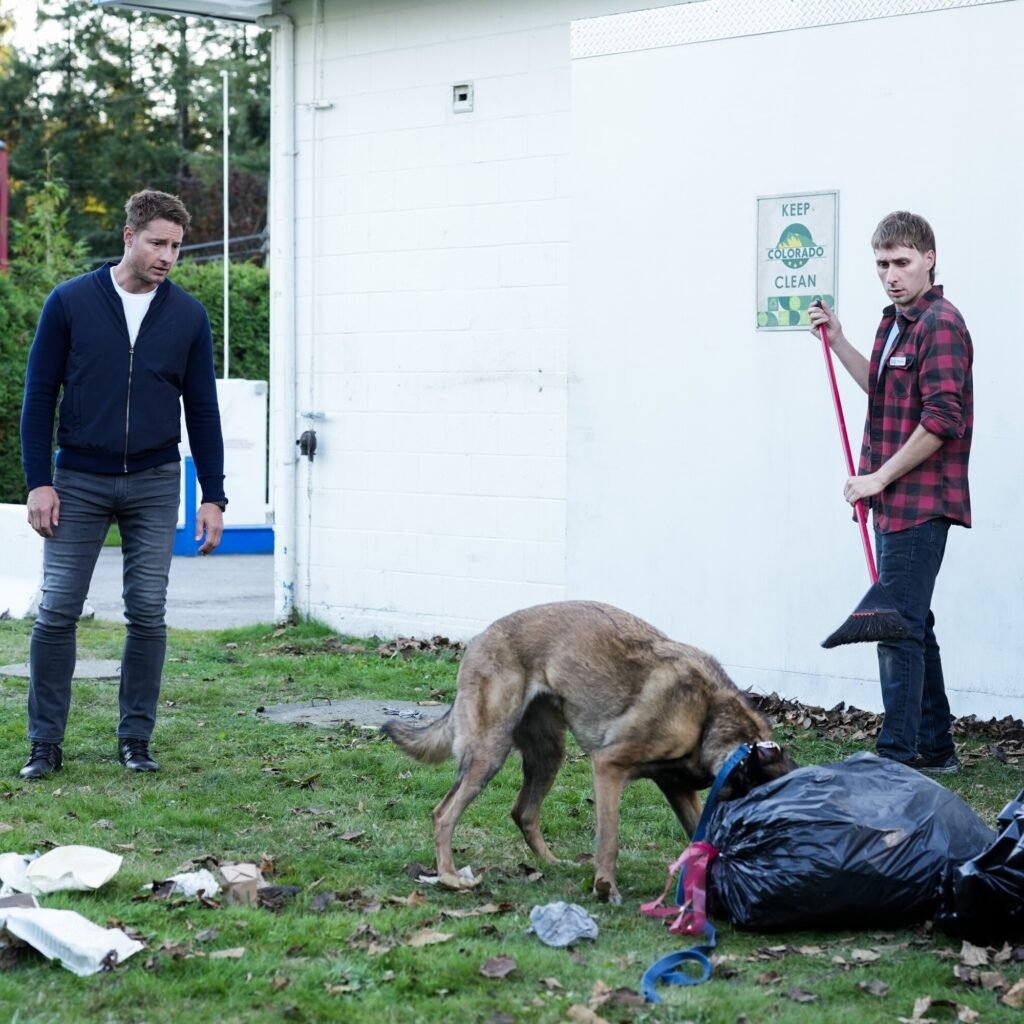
[756,190,838,330]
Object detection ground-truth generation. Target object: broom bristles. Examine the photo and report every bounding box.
[821,582,910,649]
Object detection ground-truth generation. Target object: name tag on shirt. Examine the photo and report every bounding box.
[888,354,914,369]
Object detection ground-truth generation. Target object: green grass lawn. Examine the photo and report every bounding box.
[0,617,1021,1023]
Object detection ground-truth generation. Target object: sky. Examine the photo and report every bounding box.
[3,1,64,52]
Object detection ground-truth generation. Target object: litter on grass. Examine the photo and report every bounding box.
[528,902,599,947]
[145,868,222,899]
[0,845,122,896]
[0,906,143,976]
[417,865,480,890]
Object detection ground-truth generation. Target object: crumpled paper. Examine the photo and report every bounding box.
[0,907,144,976]
[417,865,480,891]
[528,901,599,946]
[0,846,122,896]
[148,868,221,898]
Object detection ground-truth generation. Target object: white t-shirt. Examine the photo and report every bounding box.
[879,320,900,371]
[110,268,158,349]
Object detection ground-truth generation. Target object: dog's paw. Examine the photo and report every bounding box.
[593,877,622,905]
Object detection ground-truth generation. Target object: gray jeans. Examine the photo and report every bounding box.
[29,464,180,743]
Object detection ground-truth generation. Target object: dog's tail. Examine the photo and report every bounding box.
[381,709,455,764]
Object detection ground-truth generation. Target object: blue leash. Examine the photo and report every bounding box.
[643,743,752,1003]
[641,923,718,999]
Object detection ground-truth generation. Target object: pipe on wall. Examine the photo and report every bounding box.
[256,12,297,624]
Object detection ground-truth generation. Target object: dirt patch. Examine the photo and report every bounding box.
[257,698,449,730]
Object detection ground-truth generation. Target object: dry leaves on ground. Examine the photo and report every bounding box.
[480,955,517,980]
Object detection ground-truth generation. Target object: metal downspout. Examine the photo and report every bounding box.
[257,12,297,623]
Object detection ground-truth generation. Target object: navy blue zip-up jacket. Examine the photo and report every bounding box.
[20,264,226,505]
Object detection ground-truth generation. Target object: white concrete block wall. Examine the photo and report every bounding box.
[286,0,681,637]
[568,0,1024,718]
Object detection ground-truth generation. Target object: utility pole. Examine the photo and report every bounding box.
[221,70,230,379]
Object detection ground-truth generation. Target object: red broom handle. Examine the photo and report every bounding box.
[819,325,879,584]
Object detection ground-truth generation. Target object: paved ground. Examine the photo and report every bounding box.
[1,553,454,730]
[88,547,275,631]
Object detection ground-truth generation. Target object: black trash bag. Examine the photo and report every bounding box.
[936,787,1024,943]
[704,752,994,931]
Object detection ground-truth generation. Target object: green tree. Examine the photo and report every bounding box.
[0,271,39,504]
[0,1,269,258]
[10,170,89,299]
[0,173,88,504]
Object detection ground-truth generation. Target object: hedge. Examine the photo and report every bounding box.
[0,260,269,505]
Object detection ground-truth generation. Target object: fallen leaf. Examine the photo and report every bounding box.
[257,885,301,911]
[441,901,509,919]
[784,987,818,1003]
[388,891,427,908]
[340,830,365,842]
[158,941,191,958]
[900,996,979,1023]
[517,862,544,882]
[480,955,516,979]
[434,868,480,891]
[756,971,784,985]
[1001,979,1024,1008]
[858,979,890,997]
[566,1006,610,1024]
[209,947,246,959]
[407,929,453,948]
[960,941,989,967]
[324,982,356,995]
[954,965,979,985]
[486,1014,515,1024]
[603,988,644,1008]
[310,892,337,913]
[271,975,290,992]
[851,948,881,963]
[981,971,1006,991]
[540,977,563,990]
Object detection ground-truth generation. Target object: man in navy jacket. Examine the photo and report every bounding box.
[18,189,228,779]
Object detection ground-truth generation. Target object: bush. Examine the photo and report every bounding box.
[170,260,270,383]
[0,272,43,504]
[0,259,269,506]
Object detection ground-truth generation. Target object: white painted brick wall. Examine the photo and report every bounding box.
[287,0,681,639]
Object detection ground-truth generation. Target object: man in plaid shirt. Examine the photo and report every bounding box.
[809,211,973,775]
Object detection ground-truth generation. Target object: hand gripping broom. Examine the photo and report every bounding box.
[818,325,910,648]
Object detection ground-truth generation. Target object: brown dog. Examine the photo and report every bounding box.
[382,600,795,903]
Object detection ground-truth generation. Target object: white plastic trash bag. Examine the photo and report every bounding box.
[0,907,143,976]
[0,846,122,896]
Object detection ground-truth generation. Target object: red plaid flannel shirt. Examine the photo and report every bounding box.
[858,285,973,533]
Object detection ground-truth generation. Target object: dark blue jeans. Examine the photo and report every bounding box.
[29,464,180,744]
[874,517,955,764]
